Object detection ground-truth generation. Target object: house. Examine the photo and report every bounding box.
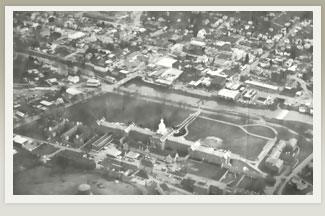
[197,29,207,39]
[156,57,179,68]
[165,154,174,164]
[288,138,298,149]
[68,76,80,84]
[265,157,284,174]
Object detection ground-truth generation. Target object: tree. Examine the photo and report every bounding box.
[48,17,55,23]
[290,48,297,59]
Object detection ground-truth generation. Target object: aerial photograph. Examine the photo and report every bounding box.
[11,10,314,196]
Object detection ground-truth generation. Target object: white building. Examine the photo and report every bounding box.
[197,29,207,39]
[156,58,177,68]
[217,89,240,100]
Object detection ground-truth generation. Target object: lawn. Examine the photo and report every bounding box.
[14,121,46,140]
[13,166,142,195]
[186,117,268,160]
[237,176,255,190]
[31,144,59,156]
[237,176,266,193]
[243,125,276,139]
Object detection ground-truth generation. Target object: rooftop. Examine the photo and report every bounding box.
[156,57,177,68]
[218,89,240,99]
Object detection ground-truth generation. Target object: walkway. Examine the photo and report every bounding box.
[14,133,83,155]
[277,154,313,195]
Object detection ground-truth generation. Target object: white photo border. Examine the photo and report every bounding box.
[5,6,322,203]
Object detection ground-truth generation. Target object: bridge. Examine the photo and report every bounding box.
[160,109,201,142]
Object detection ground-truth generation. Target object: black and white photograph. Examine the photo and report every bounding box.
[5,6,321,203]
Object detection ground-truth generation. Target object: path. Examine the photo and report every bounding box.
[277,154,313,195]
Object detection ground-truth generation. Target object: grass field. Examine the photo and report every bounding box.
[243,125,276,139]
[14,121,46,140]
[186,117,268,160]
[13,166,142,195]
[31,144,59,156]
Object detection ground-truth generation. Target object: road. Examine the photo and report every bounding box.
[277,153,313,195]
[14,133,83,159]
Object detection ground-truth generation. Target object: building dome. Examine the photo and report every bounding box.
[157,118,167,135]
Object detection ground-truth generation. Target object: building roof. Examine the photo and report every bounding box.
[66,88,82,95]
[212,76,226,85]
[218,89,240,100]
[40,100,53,107]
[245,80,280,91]
[190,40,206,47]
[13,135,28,145]
[68,76,80,83]
[266,157,284,169]
[135,169,149,179]
[149,147,170,157]
[156,57,177,68]
[68,31,86,39]
[105,147,122,158]
[125,151,140,159]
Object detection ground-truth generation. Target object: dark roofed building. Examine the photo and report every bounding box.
[139,158,154,173]
[181,177,196,193]
[135,169,149,180]
[211,76,227,90]
[149,147,170,160]
[209,184,226,195]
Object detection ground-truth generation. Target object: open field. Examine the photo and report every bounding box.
[243,125,276,139]
[14,121,46,140]
[13,166,142,195]
[13,147,41,174]
[186,117,268,160]
[31,144,59,156]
